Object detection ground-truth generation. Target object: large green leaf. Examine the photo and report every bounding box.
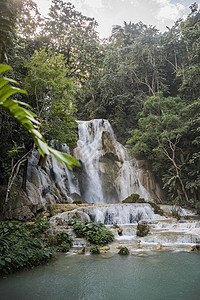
[49,147,81,169]
[0,64,80,169]
[0,64,11,73]
[0,85,27,102]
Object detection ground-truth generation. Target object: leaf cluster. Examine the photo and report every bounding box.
[0,220,54,275]
[72,220,114,246]
[136,223,150,237]
[56,230,73,252]
[118,246,129,255]
[0,63,80,170]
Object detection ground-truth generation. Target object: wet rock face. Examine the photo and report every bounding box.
[4,119,165,220]
[99,154,120,204]
[5,186,35,221]
[102,131,119,160]
[97,129,121,203]
[134,159,166,202]
[75,119,151,204]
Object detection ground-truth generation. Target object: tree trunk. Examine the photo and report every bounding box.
[1,149,33,221]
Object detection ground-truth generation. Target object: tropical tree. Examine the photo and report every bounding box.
[0,64,80,219]
[24,48,78,148]
[43,0,99,79]
[127,92,200,205]
[0,0,16,62]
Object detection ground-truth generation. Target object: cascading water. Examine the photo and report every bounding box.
[50,203,200,249]
[21,119,152,211]
[80,203,165,225]
[74,120,105,203]
[25,145,80,208]
[74,119,150,204]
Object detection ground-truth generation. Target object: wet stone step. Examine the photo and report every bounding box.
[71,238,91,249]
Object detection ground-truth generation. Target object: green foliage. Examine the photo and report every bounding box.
[57,241,71,253]
[44,0,99,79]
[195,203,200,215]
[136,223,150,237]
[26,219,50,236]
[72,220,114,246]
[127,93,200,204]
[67,217,80,226]
[16,0,44,40]
[0,0,16,62]
[149,203,164,216]
[56,231,73,252]
[0,220,54,275]
[24,48,78,148]
[0,63,80,170]
[56,231,73,246]
[90,245,100,254]
[122,194,142,203]
[1,0,200,213]
[47,235,57,247]
[118,246,129,255]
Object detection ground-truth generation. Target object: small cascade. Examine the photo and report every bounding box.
[71,238,90,249]
[80,203,165,225]
[49,203,200,250]
[74,119,150,204]
[49,203,166,226]
[25,147,80,208]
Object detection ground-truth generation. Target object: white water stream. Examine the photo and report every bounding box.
[24,119,200,249]
[74,119,150,203]
[50,203,200,250]
[25,119,150,207]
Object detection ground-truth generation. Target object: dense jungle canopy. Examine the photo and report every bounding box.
[0,0,200,209]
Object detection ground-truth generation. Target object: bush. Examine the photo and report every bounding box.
[47,235,57,246]
[56,231,73,246]
[122,194,147,203]
[25,219,50,236]
[90,245,100,254]
[118,246,129,255]
[68,217,81,226]
[149,203,164,216]
[56,231,73,253]
[57,242,71,252]
[122,194,140,203]
[73,221,114,246]
[0,221,54,275]
[136,223,150,237]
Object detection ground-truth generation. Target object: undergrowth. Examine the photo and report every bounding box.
[69,219,114,246]
[0,220,54,276]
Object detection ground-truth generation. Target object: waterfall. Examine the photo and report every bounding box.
[21,119,151,212]
[73,119,150,204]
[50,203,166,226]
[74,120,105,203]
[80,203,165,225]
[25,147,80,208]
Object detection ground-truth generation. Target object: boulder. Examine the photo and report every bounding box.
[100,246,110,254]
[0,186,35,221]
[49,204,78,216]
